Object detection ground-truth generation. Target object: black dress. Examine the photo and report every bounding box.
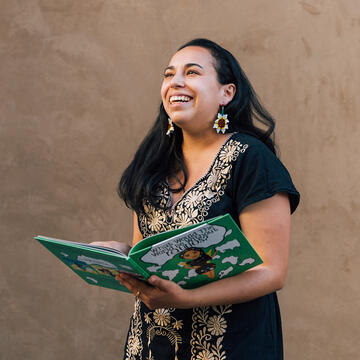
[123,132,300,360]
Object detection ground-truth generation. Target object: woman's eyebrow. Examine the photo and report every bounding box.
[163,63,204,72]
[184,63,204,70]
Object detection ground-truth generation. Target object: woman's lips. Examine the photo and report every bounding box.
[169,95,193,104]
[169,99,193,109]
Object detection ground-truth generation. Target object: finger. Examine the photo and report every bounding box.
[148,276,174,292]
[118,274,150,295]
[117,277,138,295]
[115,276,135,294]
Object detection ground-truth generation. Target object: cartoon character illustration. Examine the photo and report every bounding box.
[179,247,217,279]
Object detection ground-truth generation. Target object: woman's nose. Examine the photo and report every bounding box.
[170,73,185,88]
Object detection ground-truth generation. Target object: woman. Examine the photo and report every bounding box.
[93,39,299,359]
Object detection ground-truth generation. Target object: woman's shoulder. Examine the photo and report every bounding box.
[228,132,275,161]
[229,132,300,214]
[230,132,272,151]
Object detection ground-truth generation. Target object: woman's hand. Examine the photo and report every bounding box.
[89,241,131,255]
[116,273,192,310]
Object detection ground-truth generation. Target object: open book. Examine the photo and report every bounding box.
[35,213,263,293]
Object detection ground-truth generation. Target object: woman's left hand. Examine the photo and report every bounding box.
[116,273,191,310]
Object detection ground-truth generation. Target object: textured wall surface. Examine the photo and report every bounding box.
[1,0,359,359]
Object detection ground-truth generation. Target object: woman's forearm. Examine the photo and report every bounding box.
[182,265,285,308]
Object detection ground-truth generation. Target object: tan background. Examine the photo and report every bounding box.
[1,0,359,359]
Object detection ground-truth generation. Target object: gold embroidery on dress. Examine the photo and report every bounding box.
[145,308,183,360]
[125,299,143,360]
[138,138,249,238]
[190,305,232,360]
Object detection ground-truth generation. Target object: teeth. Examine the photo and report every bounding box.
[170,95,192,103]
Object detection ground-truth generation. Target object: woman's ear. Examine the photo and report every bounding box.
[221,83,236,106]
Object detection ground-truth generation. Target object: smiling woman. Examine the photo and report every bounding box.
[160,48,233,134]
[92,39,300,360]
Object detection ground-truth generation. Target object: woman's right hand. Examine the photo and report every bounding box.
[89,241,131,255]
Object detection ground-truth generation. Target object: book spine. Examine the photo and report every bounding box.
[127,257,150,280]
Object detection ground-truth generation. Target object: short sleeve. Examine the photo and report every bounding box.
[232,136,300,215]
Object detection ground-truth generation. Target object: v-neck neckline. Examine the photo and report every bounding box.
[166,133,236,209]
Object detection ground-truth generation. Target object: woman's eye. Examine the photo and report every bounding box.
[187,70,199,75]
[164,72,174,78]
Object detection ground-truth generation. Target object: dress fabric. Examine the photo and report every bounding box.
[123,132,300,360]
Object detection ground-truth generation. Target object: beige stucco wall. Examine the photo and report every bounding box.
[1,1,359,359]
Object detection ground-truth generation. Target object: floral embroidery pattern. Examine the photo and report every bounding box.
[124,299,143,360]
[153,308,171,326]
[173,319,183,330]
[138,137,249,238]
[190,305,232,360]
[145,308,183,360]
[207,315,227,336]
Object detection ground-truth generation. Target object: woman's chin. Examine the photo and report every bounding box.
[171,117,187,128]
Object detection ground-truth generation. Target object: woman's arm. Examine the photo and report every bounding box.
[118,192,291,309]
[132,211,143,247]
[185,192,290,306]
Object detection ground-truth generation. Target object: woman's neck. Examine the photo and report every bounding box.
[181,129,231,158]
[168,130,234,202]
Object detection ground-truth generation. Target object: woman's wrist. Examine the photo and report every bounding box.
[179,288,202,309]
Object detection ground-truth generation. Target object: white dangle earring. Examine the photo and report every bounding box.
[213,106,229,134]
[166,118,174,136]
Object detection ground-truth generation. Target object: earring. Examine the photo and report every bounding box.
[166,118,174,136]
[213,106,229,134]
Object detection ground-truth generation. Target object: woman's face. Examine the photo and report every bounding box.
[182,249,201,259]
[161,46,230,133]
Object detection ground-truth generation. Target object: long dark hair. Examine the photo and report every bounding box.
[118,38,276,212]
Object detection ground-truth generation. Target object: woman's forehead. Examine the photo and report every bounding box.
[168,46,215,68]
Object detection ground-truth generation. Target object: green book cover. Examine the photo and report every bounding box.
[35,214,263,292]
